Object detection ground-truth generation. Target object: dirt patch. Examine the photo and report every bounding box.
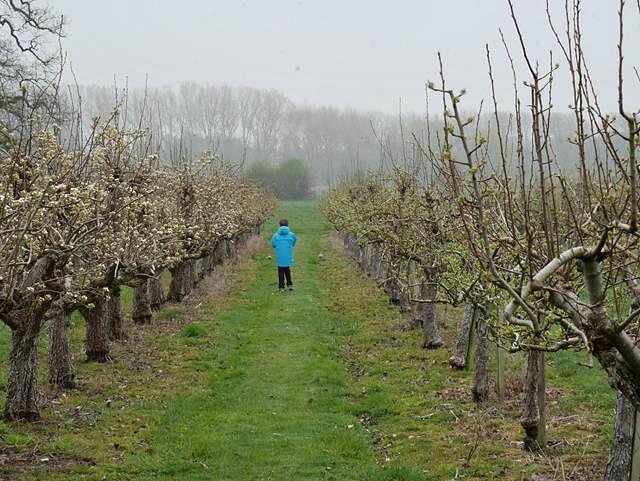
[434,385,471,402]
[515,454,606,481]
[563,459,606,481]
[0,442,94,480]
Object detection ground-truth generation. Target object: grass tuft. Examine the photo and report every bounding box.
[180,323,207,338]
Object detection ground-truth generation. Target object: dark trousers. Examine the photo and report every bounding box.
[277,266,293,288]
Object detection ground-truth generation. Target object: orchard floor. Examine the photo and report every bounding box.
[0,201,614,481]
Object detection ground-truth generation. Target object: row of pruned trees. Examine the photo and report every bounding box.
[323,172,490,397]
[0,111,276,421]
[324,1,640,479]
[0,0,276,425]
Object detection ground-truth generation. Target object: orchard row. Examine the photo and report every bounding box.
[324,1,640,478]
[0,114,276,421]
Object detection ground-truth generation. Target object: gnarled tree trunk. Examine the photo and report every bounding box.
[218,240,229,260]
[416,280,443,349]
[450,303,475,370]
[5,319,42,420]
[398,289,412,314]
[343,233,353,253]
[582,259,640,406]
[387,277,402,306]
[48,308,75,389]
[200,250,220,279]
[132,283,152,325]
[472,306,489,402]
[604,390,635,481]
[106,286,126,340]
[207,252,221,273]
[188,259,198,291]
[521,349,546,451]
[225,239,236,258]
[362,246,373,276]
[370,251,384,284]
[356,243,365,269]
[147,276,165,309]
[198,257,209,281]
[168,261,192,302]
[212,242,226,266]
[83,299,110,362]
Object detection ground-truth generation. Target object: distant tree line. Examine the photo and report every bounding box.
[246,158,312,200]
[62,84,591,189]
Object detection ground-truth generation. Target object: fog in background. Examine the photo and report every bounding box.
[54,0,640,187]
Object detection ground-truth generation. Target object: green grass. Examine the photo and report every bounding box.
[0,200,615,480]
[112,200,386,480]
[180,323,207,338]
[319,231,614,479]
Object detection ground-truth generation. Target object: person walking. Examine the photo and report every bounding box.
[271,219,297,292]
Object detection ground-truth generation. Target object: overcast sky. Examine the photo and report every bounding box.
[54,0,640,114]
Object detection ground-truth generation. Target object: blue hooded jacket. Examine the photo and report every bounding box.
[271,226,297,267]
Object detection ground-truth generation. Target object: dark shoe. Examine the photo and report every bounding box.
[287,286,294,291]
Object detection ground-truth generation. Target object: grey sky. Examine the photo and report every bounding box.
[54,0,639,114]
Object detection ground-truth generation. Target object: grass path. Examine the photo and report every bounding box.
[117,201,386,480]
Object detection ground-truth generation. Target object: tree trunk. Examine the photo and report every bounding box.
[214,242,227,263]
[352,238,360,258]
[204,255,214,275]
[106,286,126,340]
[208,252,220,271]
[132,283,152,325]
[496,308,507,401]
[631,407,640,481]
[239,232,249,248]
[83,299,111,362]
[369,247,377,276]
[219,240,228,259]
[48,308,76,389]
[450,303,475,370]
[188,259,198,290]
[387,277,401,305]
[581,259,640,406]
[371,252,384,284]
[168,261,192,302]
[226,239,236,258]
[363,246,373,275]
[496,342,506,401]
[4,321,42,420]
[521,349,546,451]
[472,307,489,402]
[198,257,209,280]
[604,390,635,481]
[398,288,412,314]
[416,281,443,349]
[201,251,220,277]
[351,238,359,258]
[147,276,165,309]
[344,234,353,253]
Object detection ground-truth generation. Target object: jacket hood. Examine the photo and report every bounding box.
[278,226,290,235]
